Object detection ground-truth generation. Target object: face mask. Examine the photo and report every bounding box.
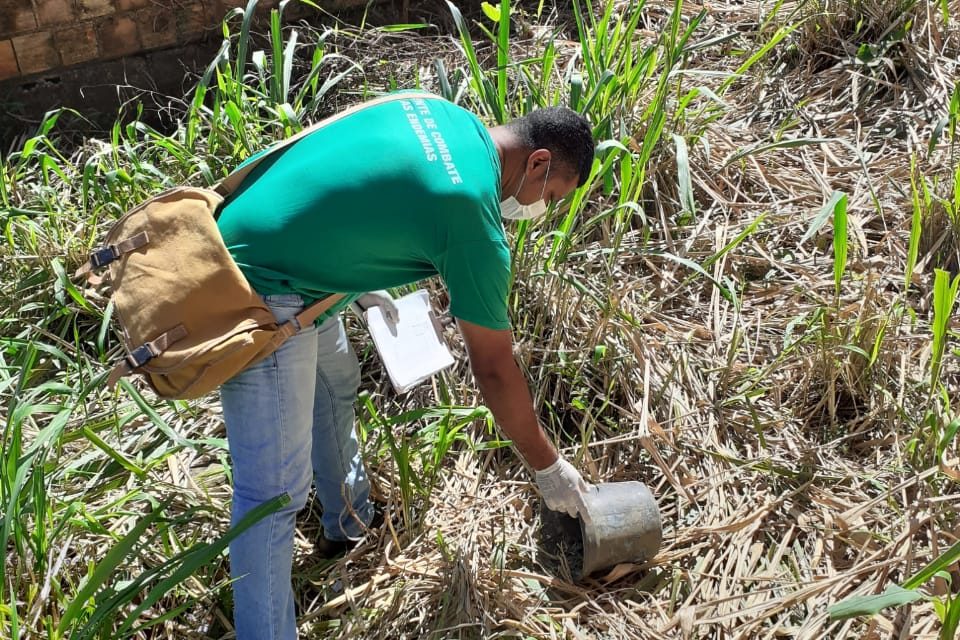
[501,160,550,220]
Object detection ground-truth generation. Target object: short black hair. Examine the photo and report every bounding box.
[506,107,594,187]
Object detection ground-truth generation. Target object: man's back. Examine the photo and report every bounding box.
[217,93,511,329]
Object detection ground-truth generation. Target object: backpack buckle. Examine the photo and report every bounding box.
[125,343,157,370]
[89,245,119,269]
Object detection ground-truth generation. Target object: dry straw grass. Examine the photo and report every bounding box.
[271,2,959,638]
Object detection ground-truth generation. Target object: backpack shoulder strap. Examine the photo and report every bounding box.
[296,294,346,328]
[214,91,439,197]
[264,293,347,349]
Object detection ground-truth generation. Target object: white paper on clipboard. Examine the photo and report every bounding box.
[364,290,455,392]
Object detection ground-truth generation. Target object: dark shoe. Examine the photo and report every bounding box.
[367,505,385,531]
[315,536,355,559]
[315,507,385,560]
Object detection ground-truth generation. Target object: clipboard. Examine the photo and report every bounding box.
[364,290,455,392]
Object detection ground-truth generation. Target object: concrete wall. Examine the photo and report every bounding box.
[0,0,366,82]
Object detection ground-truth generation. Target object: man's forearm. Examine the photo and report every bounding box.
[473,362,558,470]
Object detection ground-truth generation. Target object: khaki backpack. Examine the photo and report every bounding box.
[77,91,436,399]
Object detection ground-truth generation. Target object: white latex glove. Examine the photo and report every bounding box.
[535,456,592,518]
[352,290,399,324]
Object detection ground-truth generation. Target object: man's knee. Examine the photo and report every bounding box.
[233,459,313,513]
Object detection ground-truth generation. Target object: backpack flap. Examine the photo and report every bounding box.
[92,186,277,397]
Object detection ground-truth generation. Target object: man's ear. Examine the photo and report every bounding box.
[525,148,552,175]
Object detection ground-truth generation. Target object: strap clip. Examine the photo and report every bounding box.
[89,245,120,269]
[125,343,157,370]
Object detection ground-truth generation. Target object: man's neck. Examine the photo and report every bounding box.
[488,126,525,196]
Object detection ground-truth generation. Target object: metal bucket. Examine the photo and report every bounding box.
[540,481,661,579]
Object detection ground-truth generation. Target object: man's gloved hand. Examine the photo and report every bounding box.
[352,290,399,324]
[535,456,593,518]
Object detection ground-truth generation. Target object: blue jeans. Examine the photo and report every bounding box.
[220,294,373,640]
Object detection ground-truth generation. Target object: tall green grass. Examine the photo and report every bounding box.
[360,397,502,531]
[0,0,366,633]
[830,538,960,640]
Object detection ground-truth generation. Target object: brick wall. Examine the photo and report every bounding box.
[0,0,366,82]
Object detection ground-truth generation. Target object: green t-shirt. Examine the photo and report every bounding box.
[216,93,510,330]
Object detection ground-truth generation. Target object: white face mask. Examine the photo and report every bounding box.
[501,160,550,220]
